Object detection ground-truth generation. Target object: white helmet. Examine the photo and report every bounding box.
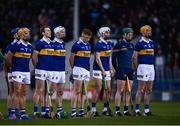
[98,27,110,37]
[54,26,65,34]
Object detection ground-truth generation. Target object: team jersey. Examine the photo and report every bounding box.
[135,37,155,64]
[112,39,134,69]
[52,38,66,71]
[5,39,18,72]
[71,38,91,71]
[10,39,33,72]
[93,38,113,71]
[35,37,54,71]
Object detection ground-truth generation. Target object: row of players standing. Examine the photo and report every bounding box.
[4,25,155,120]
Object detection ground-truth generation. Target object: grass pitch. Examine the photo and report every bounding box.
[0,100,180,125]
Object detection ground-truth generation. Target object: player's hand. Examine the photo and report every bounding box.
[101,70,106,77]
[110,68,116,77]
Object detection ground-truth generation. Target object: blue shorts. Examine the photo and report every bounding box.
[115,67,133,80]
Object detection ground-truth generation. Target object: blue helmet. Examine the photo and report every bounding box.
[11,27,20,36]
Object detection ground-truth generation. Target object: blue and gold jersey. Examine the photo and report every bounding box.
[112,39,134,69]
[10,40,33,72]
[52,38,66,71]
[35,37,54,71]
[93,39,113,71]
[135,37,155,64]
[71,39,91,71]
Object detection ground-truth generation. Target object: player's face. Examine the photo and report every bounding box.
[23,31,31,41]
[82,33,91,43]
[144,28,152,38]
[125,32,133,41]
[43,28,51,38]
[56,30,66,39]
[103,31,110,39]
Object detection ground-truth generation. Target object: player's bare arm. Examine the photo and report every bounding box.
[95,52,106,76]
[132,51,138,71]
[69,53,75,68]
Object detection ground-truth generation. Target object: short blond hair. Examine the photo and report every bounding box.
[140,25,151,34]
[18,28,30,38]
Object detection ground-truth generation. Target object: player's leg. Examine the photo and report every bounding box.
[124,80,133,116]
[6,73,14,117]
[71,79,82,117]
[143,65,155,116]
[56,83,64,114]
[144,81,153,116]
[7,82,15,117]
[19,84,32,120]
[10,81,21,120]
[102,78,112,116]
[33,79,45,116]
[33,69,46,116]
[91,78,102,116]
[91,70,102,116]
[135,80,146,116]
[115,80,125,116]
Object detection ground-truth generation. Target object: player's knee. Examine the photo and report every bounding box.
[57,90,63,96]
[138,88,145,94]
[145,88,152,94]
[20,90,26,97]
[14,89,21,95]
[125,91,131,96]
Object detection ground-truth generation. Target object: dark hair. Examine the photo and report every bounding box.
[40,25,50,34]
[82,28,92,36]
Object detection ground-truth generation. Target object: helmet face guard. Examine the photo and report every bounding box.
[54,26,66,38]
[98,27,111,37]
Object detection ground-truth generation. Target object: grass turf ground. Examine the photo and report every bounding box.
[0,100,180,125]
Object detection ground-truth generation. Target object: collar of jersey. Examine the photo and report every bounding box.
[79,38,88,45]
[100,37,108,44]
[141,36,151,43]
[19,39,29,46]
[13,39,18,43]
[54,38,63,43]
[42,37,51,43]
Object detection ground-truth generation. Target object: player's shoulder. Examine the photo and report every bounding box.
[73,40,81,46]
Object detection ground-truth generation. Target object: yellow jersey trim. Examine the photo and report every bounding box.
[39,49,54,55]
[99,50,112,56]
[54,50,66,56]
[76,51,91,57]
[14,52,31,58]
[138,49,154,55]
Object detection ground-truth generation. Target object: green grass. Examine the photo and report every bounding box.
[0,100,180,125]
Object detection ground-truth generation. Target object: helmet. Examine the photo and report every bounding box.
[11,27,20,36]
[98,27,110,37]
[122,27,133,34]
[54,26,65,34]
[140,25,151,34]
[18,27,30,38]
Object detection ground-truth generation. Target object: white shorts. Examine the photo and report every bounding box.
[35,69,54,81]
[137,64,155,81]
[7,72,13,83]
[50,71,65,84]
[12,71,30,84]
[73,66,90,81]
[93,70,111,80]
